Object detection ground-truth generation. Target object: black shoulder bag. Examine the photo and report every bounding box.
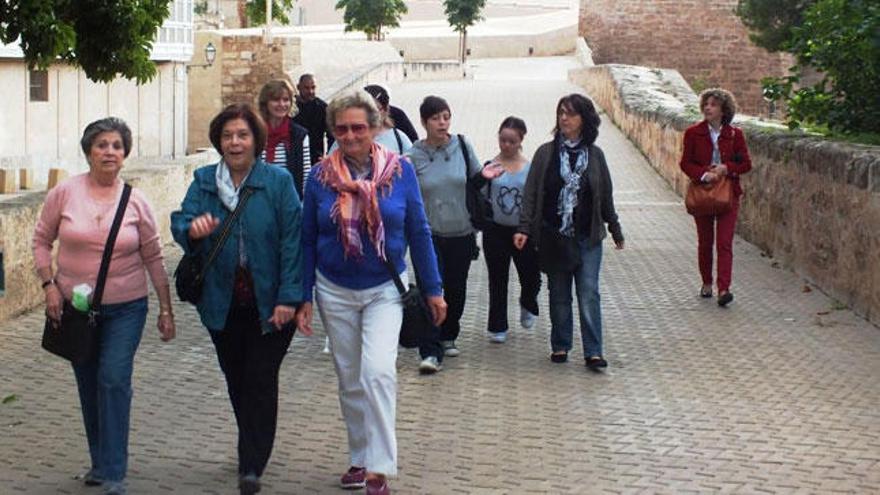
[174,187,254,305]
[457,135,491,260]
[42,183,132,365]
[381,257,433,349]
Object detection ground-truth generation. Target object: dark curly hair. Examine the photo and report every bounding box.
[208,103,267,158]
[553,94,600,146]
[699,88,737,125]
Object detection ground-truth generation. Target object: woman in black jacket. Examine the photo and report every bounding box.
[258,79,312,198]
[514,94,624,370]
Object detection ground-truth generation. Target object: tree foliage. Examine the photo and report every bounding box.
[735,0,816,52]
[0,0,172,83]
[444,0,485,34]
[759,0,880,134]
[244,0,297,26]
[334,0,407,41]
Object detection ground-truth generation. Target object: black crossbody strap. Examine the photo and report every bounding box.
[200,187,255,279]
[458,134,470,177]
[381,254,407,295]
[91,183,132,308]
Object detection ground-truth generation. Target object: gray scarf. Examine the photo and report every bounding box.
[557,138,589,237]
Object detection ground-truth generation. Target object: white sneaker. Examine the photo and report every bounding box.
[520,307,537,329]
[322,336,331,354]
[418,356,441,374]
[441,340,460,357]
[489,331,507,343]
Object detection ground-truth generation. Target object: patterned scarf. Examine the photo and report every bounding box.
[557,137,589,237]
[316,142,402,260]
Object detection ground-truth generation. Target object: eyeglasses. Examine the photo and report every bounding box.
[333,123,369,136]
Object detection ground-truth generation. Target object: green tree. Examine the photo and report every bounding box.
[735,0,816,52]
[0,0,172,83]
[335,0,407,41]
[244,0,297,26]
[444,0,486,63]
[760,0,879,134]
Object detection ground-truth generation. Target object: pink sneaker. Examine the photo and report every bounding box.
[366,478,390,495]
[340,466,366,489]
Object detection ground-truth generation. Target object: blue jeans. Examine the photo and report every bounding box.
[72,297,148,483]
[546,240,603,356]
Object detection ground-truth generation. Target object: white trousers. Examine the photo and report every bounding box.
[315,271,404,476]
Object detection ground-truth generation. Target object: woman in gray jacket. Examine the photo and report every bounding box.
[514,94,624,370]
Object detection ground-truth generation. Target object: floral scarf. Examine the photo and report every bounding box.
[557,136,589,237]
[316,142,402,260]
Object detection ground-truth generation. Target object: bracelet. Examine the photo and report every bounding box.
[41,279,55,289]
[159,310,173,317]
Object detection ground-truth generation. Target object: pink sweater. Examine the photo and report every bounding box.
[32,174,168,305]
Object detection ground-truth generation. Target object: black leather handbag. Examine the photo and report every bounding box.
[174,187,254,305]
[382,257,433,349]
[42,183,132,365]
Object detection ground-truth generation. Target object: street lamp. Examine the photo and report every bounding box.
[187,42,217,70]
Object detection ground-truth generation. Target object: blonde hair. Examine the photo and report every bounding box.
[699,88,738,125]
[326,89,383,131]
[257,79,298,122]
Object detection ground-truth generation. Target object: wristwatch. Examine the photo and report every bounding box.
[41,279,55,289]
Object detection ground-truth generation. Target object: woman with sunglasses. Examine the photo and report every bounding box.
[297,89,446,495]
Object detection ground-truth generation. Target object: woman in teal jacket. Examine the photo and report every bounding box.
[170,103,302,495]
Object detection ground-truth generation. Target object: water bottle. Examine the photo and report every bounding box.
[71,283,93,312]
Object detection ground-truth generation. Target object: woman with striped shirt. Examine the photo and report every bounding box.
[258,79,312,198]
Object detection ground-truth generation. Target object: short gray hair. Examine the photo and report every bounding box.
[80,117,133,158]
[326,90,383,132]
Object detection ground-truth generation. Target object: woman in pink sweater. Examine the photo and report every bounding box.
[32,117,175,495]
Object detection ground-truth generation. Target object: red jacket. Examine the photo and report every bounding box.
[679,121,752,197]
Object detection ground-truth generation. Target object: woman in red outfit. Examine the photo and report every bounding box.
[679,88,752,307]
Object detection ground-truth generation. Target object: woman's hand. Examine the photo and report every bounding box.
[189,213,220,240]
[614,239,625,250]
[269,304,297,331]
[158,312,176,342]
[44,284,63,322]
[702,171,720,183]
[295,302,314,336]
[712,164,728,176]
[481,161,505,180]
[426,295,448,326]
[513,233,529,250]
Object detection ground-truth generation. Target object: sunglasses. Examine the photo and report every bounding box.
[333,123,370,136]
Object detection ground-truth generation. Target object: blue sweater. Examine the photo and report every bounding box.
[170,160,303,332]
[302,158,442,301]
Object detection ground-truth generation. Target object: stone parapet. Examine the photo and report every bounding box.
[572,64,880,325]
[0,151,217,323]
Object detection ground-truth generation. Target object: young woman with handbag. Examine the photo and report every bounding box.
[33,117,175,495]
[679,88,752,307]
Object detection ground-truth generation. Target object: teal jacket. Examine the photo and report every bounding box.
[171,160,303,332]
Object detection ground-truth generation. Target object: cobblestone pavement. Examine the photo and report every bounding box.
[2,58,880,494]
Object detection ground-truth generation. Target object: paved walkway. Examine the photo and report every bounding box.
[2,57,880,494]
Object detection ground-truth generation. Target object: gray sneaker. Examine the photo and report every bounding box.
[103,481,127,495]
[419,356,441,374]
[441,340,460,357]
[489,331,507,343]
[520,307,537,329]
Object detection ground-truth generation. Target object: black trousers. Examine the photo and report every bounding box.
[483,224,541,332]
[419,233,475,360]
[209,305,293,477]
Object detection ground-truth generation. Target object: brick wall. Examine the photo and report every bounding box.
[579,0,793,116]
[220,35,301,107]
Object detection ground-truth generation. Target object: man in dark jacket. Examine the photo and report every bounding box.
[294,74,334,164]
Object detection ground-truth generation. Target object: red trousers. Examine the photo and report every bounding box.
[694,198,739,292]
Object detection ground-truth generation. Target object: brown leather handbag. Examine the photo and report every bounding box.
[685,175,733,216]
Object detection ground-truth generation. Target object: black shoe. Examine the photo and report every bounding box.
[717,292,734,307]
[586,356,608,370]
[700,286,713,298]
[550,352,568,363]
[239,474,261,495]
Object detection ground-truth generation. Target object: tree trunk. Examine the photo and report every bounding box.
[462,28,468,64]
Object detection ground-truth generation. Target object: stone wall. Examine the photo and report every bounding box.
[0,152,217,322]
[571,64,880,325]
[578,0,793,116]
